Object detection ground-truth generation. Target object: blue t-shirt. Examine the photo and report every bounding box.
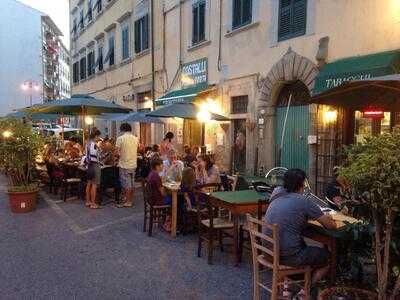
[265,187,323,257]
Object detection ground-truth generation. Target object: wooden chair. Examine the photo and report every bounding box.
[246,214,312,300]
[196,187,234,264]
[142,181,171,237]
[60,163,83,202]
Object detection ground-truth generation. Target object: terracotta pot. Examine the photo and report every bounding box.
[7,190,38,213]
[318,287,377,300]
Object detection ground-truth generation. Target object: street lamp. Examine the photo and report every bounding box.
[21,80,40,106]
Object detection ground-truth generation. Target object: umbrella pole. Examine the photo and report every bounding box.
[61,113,64,142]
[278,94,292,167]
[201,122,206,154]
[81,106,85,145]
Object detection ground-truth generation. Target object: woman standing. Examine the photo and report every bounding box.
[160,132,174,159]
[85,128,101,209]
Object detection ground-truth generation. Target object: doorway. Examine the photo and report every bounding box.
[275,81,311,172]
[233,119,246,173]
[183,119,202,147]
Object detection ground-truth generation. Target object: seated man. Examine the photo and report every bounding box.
[265,169,337,290]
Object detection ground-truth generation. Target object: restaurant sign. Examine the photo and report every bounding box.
[181,58,208,87]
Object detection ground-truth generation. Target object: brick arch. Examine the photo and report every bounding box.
[258,48,319,106]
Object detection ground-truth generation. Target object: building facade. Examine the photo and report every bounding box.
[69,0,400,185]
[58,43,72,98]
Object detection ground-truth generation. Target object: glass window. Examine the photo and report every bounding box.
[72,62,79,83]
[192,0,206,45]
[122,25,130,60]
[87,51,95,76]
[232,0,252,30]
[96,0,102,13]
[79,10,84,29]
[355,111,391,144]
[231,95,248,114]
[79,56,86,80]
[134,15,149,54]
[87,0,93,22]
[97,45,103,71]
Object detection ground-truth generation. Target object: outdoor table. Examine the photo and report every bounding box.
[305,213,359,282]
[163,181,181,238]
[208,190,268,265]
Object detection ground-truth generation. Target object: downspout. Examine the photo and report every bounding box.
[150,0,155,110]
[217,0,223,71]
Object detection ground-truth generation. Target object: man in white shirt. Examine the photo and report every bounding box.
[115,123,138,207]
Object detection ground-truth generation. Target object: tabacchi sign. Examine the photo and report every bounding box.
[181,58,208,87]
[324,73,372,89]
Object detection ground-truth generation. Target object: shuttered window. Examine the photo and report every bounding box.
[87,51,95,77]
[232,0,252,30]
[108,35,115,66]
[122,25,130,60]
[134,15,149,54]
[79,57,86,80]
[278,0,307,41]
[96,45,103,71]
[192,0,206,45]
[72,62,79,83]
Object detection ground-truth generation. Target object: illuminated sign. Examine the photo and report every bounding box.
[362,109,384,119]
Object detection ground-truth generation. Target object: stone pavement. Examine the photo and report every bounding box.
[0,178,253,299]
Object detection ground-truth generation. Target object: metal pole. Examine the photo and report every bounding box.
[150,0,155,110]
[277,94,292,167]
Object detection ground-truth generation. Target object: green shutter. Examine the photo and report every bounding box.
[293,0,307,36]
[134,20,141,53]
[143,15,149,50]
[278,0,307,41]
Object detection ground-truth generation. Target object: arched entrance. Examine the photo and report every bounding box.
[257,49,318,177]
[275,81,311,172]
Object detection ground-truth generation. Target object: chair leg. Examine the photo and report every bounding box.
[271,273,279,300]
[62,184,68,202]
[148,208,153,237]
[304,270,311,300]
[218,230,224,252]
[197,234,202,258]
[253,261,260,300]
[207,230,213,265]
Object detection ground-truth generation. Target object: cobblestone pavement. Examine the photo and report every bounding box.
[0,177,253,300]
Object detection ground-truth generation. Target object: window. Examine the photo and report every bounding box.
[137,91,151,103]
[87,0,93,22]
[121,25,130,60]
[97,0,102,13]
[79,10,84,29]
[87,50,95,76]
[192,0,206,45]
[232,0,252,30]
[104,35,115,66]
[96,45,103,71]
[231,95,248,114]
[72,61,79,83]
[134,15,149,54]
[71,18,77,36]
[278,0,307,41]
[80,56,86,80]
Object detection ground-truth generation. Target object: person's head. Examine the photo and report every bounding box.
[181,167,196,190]
[198,154,213,171]
[152,144,160,152]
[165,132,174,142]
[167,149,177,163]
[283,169,307,194]
[120,123,132,133]
[89,127,101,140]
[150,158,163,173]
[191,145,199,155]
[184,144,191,155]
[145,146,152,153]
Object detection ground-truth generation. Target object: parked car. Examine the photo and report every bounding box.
[41,128,83,141]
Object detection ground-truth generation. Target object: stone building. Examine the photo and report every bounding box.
[69,0,400,188]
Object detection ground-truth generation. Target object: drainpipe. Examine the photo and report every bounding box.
[150,0,155,110]
[217,0,223,71]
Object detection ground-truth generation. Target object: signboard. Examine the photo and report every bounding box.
[323,73,372,90]
[362,108,384,119]
[181,58,208,87]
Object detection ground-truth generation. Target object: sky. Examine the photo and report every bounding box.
[17,0,70,48]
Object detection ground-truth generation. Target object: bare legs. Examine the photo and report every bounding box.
[85,181,98,208]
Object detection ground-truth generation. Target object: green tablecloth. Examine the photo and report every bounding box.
[210,190,266,205]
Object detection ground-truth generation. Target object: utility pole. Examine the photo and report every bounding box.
[150,0,155,110]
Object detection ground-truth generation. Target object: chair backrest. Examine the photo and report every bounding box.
[246,213,280,270]
[197,182,221,194]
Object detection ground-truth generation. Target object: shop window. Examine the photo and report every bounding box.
[231,95,248,114]
[355,111,391,144]
[79,56,86,80]
[72,62,79,83]
[192,0,206,45]
[87,50,95,76]
[137,91,151,103]
[122,25,130,60]
[278,0,307,41]
[232,0,252,30]
[134,14,149,54]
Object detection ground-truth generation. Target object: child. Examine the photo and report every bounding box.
[181,167,196,210]
[146,158,166,206]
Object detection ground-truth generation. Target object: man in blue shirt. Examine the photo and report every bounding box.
[265,169,336,286]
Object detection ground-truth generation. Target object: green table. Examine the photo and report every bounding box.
[209,190,268,265]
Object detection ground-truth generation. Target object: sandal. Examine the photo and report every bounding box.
[90,204,102,209]
[85,202,91,207]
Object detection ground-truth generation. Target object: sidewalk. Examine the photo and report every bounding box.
[0,176,252,299]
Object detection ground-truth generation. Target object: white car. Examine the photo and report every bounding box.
[41,128,83,140]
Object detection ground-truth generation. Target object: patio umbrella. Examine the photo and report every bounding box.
[6,111,60,121]
[21,94,131,115]
[146,102,229,121]
[99,112,164,123]
[311,74,400,110]
[147,102,229,148]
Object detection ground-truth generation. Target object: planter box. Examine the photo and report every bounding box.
[7,190,38,213]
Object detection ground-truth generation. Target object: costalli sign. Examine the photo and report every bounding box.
[181,58,208,87]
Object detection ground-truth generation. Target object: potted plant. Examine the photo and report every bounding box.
[0,118,44,213]
[331,128,400,300]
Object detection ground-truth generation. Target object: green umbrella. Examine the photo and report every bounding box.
[21,94,131,115]
[6,111,60,121]
[146,102,229,121]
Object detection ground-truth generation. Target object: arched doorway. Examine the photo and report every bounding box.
[275,80,311,172]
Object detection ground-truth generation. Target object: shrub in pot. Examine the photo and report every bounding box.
[338,128,400,300]
[0,118,44,213]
